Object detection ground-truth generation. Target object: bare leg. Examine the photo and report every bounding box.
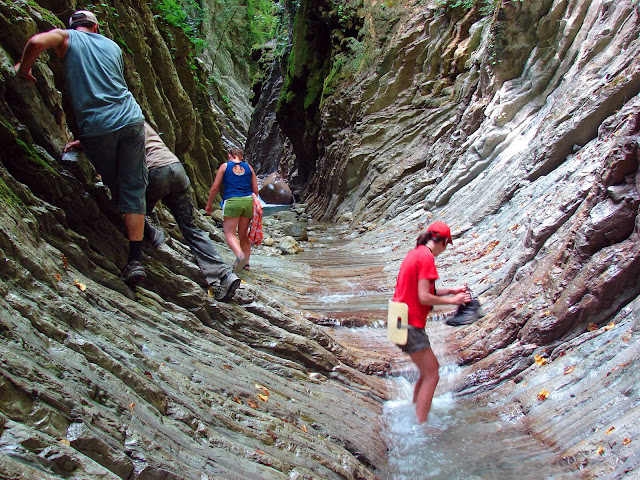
[223,217,243,259]
[409,347,440,424]
[413,377,423,404]
[124,213,144,241]
[238,216,252,264]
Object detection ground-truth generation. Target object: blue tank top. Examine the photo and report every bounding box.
[222,161,253,200]
[64,30,143,136]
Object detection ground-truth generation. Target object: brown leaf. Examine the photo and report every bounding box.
[222,365,233,370]
[62,255,68,270]
[54,273,62,282]
[300,424,307,433]
[246,400,259,409]
[144,371,153,379]
[129,403,135,412]
[564,365,575,375]
[255,449,266,455]
[233,397,242,404]
[537,389,550,401]
[587,323,599,331]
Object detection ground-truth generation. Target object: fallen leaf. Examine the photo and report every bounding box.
[507,224,519,231]
[588,323,599,332]
[564,365,575,375]
[54,273,62,281]
[74,279,86,291]
[144,371,153,379]
[59,439,70,446]
[537,389,550,401]
[223,365,233,370]
[596,446,605,455]
[301,425,307,433]
[129,403,135,411]
[604,322,615,331]
[233,397,242,404]
[258,394,269,402]
[606,427,615,434]
[534,355,547,366]
[255,449,265,455]
[247,400,259,409]
[623,438,631,445]
[62,255,68,270]
[542,310,551,316]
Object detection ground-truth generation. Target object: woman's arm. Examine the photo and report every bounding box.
[205,163,227,215]
[418,279,470,306]
[250,166,258,195]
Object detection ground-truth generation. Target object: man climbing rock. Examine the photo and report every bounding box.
[15,10,148,287]
[66,123,241,301]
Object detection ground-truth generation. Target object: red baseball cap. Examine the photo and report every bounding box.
[427,221,452,244]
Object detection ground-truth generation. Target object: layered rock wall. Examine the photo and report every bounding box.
[0,1,386,478]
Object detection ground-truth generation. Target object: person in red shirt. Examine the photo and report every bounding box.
[393,221,470,424]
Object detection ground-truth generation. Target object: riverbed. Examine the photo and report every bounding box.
[249,220,587,479]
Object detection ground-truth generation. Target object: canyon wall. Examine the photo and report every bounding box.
[0,1,386,478]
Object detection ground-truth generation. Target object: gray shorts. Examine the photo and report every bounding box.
[398,326,431,354]
[81,122,147,214]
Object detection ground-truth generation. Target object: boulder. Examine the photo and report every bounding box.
[259,173,293,204]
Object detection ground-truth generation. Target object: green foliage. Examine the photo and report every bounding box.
[246,0,277,48]
[434,0,510,15]
[0,177,23,209]
[152,0,205,52]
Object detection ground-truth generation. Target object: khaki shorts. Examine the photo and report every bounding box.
[222,196,253,218]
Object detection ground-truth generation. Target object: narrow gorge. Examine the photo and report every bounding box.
[0,1,639,479]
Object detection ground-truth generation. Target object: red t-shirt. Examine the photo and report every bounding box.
[392,245,439,328]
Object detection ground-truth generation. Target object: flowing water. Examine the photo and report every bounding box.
[257,221,585,479]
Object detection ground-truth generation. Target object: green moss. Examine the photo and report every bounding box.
[15,139,59,176]
[0,177,23,209]
[23,0,65,27]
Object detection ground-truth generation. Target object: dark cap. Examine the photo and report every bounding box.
[427,221,453,244]
[69,10,99,28]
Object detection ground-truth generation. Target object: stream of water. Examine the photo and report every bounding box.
[259,221,585,479]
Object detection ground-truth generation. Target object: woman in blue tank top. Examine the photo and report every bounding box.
[205,148,258,272]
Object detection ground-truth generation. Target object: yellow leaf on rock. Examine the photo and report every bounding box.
[537,389,550,401]
[301,425,307,433]
[596,446,605,455]
[258,394,269,402]
[564,365,575,375]
[623,438,631,445]
[59,439,70,446]
[74,279,86,291]
[534,355,547,366]
[606,427,615,434]
[604,322,615,330]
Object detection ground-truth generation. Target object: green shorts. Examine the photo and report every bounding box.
[222,196,253,218]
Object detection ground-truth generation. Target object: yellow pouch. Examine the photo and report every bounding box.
[387,300,409,345]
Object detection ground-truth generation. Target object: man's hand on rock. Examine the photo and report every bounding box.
[14,63,37,82]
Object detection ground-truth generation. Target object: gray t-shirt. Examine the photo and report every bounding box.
[64,30,143,136]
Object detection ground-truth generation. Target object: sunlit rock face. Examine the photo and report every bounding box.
[0,1,386,479]
[267,0,640,476]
